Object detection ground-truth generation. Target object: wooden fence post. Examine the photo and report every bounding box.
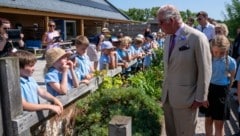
[0,57,23,136]
[109,115,132,136]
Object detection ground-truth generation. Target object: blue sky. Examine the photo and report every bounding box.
[108,0,231,21]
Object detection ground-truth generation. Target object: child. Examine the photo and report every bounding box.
[203,35,236,136]
[44,48,79,96]
[116,36,131,68]
[13,50,63,115]
[74,35,94,82]
[99,41,117,70]
[142,34,154,69]
[131,35,145,71]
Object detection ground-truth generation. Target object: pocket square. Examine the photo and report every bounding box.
[179,45,190,51]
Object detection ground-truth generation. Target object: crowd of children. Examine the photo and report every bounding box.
[9,26,163,117]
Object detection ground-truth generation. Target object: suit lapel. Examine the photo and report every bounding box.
[168,26,189,63]
[164,36,171,66]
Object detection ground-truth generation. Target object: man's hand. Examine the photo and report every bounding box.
[190,100,202,109]
[202,101,209,108]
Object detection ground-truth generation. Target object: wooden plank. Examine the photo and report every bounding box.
[0,57,23,136]
[107,66,122,77]
[80,19,84,36]
[59,41,73,49]
[12,110,49,135]
[128,59,137,67]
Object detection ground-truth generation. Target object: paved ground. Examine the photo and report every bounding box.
[194,89,240,136]
[33,58,46,87]
[161,89,240,136]
[33,59,240,136]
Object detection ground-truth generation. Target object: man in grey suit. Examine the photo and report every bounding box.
[157,5,212,136]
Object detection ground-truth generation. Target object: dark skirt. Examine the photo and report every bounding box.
[200,83,230,120]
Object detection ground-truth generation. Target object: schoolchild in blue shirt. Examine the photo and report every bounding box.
[45,48,79,96]
[131,35,145,71]
[203,35,236,136]
[142,34,154,69]
[116,36,133,69]
[74,35,94,82]
[99,41,117,70]
[157,31,165,49]
[12,50,63,114]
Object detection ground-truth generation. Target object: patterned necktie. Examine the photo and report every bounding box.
[169,34,176,57]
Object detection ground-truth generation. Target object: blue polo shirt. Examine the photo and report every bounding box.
[116,48,127,62]
[143,43,153,67]
[99,54,110,70]
[132,45,144,67]
[127,45,135,56]
[132,45,144,55]
[211,56,236,85]
[45,67,73,96]
[75,54,92,80]
[20,76,39,104]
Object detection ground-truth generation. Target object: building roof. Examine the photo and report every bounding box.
[0,0,130,21]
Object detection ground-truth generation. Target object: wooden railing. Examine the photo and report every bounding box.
[0,57,138,136]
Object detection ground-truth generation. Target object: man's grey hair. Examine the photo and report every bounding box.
[157,5,182,22]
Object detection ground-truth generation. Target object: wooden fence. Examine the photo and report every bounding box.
[0,57,137,136]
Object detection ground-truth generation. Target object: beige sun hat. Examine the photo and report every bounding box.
[135,34,144,42]
[45,48,71,68]
[102,27,110,33]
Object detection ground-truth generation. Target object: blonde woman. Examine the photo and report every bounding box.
[203,35,236,136]
[215,23,229,36]
[42,20,62,50]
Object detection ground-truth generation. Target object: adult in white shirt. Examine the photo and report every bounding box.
[196,11,215,41]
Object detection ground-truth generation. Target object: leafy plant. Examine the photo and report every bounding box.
[127,49,164,100]
[99,74,123,90]
[75,88,163,136]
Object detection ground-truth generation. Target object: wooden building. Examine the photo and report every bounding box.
[0,0,130,41]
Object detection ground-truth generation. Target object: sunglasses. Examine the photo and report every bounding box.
[215,30,222,34]
[158,18,169,26]
[49,25,55,27]
[197,18,202,21]
[3,27,10,30]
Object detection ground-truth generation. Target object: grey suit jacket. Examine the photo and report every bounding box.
[162,24,212,108]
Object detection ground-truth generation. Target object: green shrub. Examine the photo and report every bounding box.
[126,48,164,100]
[75,87,163,136]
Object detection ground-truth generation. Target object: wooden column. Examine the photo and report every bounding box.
[109,115,132,136]
[80,19,84,36]
[103,21,109,28]
[44,16,49,32]
[0,57,23,136]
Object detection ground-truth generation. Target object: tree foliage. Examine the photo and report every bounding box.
[180,9,196,22]
[122,7,160,21]
[122,7,196,23]
[225,0,240,38]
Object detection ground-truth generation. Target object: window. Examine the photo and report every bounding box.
[64,20,76,40]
